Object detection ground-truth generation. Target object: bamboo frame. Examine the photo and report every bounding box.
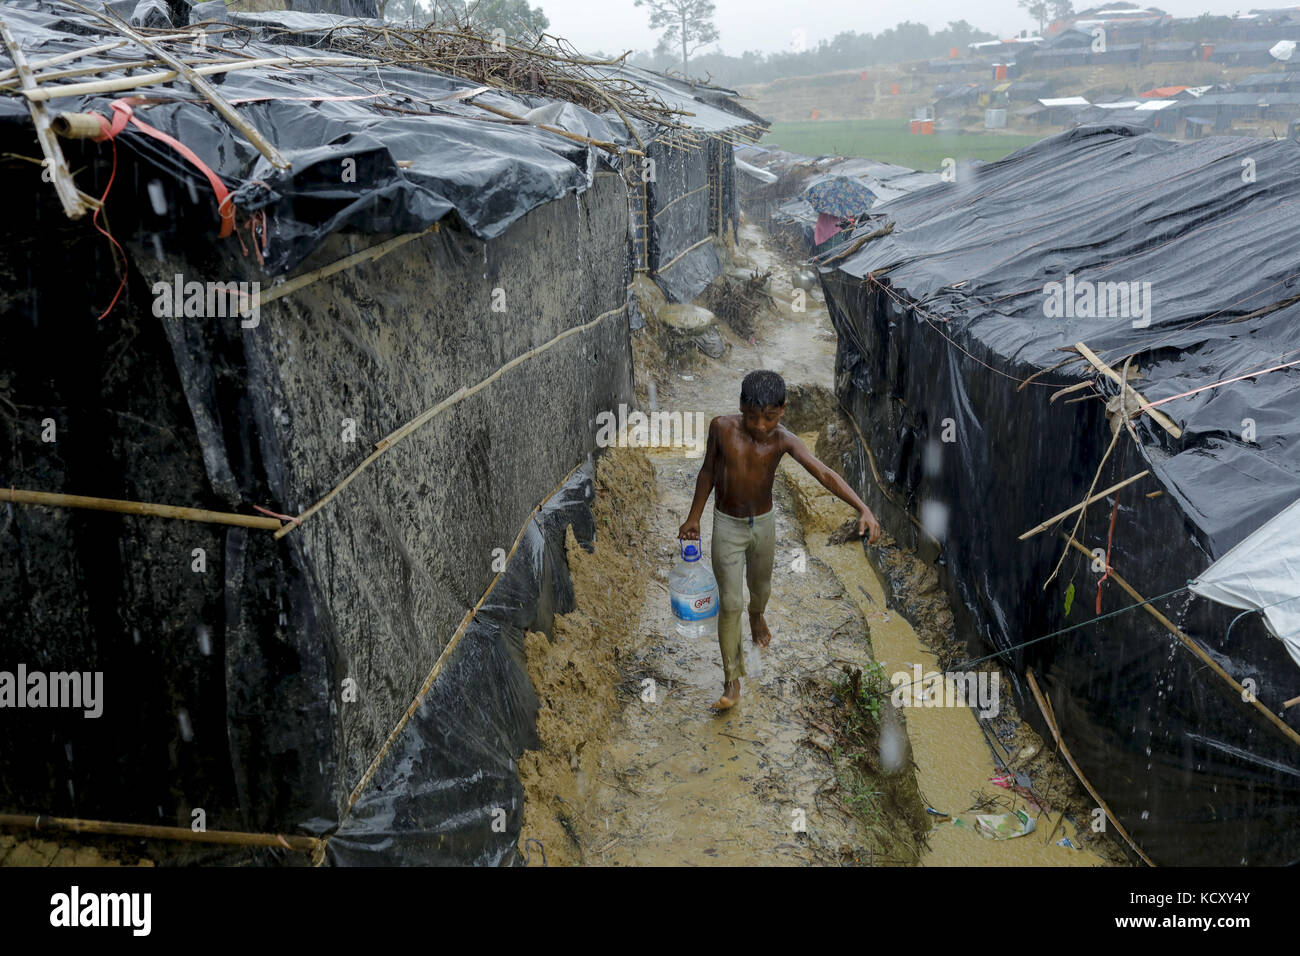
[1074,342,1182,438]
[0,17,89,220]
[337,456,590,830]
[16,55,377,103]
[58,0,291,169]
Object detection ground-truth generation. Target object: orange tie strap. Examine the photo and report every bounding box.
[92,97,235,238]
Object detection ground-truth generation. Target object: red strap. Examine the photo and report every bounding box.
[92,98,234,238]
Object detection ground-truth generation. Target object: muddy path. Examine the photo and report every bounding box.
[519,222,1121,867]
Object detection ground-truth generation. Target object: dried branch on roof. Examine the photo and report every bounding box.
[283,17,692,134]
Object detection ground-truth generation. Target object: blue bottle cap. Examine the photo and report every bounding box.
[681,542,700,561]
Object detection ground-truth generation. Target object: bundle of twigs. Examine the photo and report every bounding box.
[285,17,692,142]
[702,269,773,339]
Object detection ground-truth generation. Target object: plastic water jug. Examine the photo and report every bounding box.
[670,540,718,638]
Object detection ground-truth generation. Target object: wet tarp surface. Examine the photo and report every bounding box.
[823,124,1300,865]
[0,3,618,274]
[1191,497,1300,668]
[736,146,941,248]
[0,3,757,277]
[327,464,597,866]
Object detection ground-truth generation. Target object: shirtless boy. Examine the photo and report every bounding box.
[677,370,882,711]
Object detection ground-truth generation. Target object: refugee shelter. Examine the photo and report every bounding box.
[0,0,762,865]
[819,124,1300,866]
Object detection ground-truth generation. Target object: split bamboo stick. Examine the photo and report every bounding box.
[0,17,89,220]
[276,302,627,540]
[0,487,282,531]
[1025,668,1155,866]
[16,55,378,103]
[1018,471,1151,540]
[1062,534,1300,748]
[1074,342,1182,438]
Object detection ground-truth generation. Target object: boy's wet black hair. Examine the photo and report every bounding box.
[740,369,787,409]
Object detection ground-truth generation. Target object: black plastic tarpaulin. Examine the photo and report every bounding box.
[823,123,1300,865]
[0,3,627,274]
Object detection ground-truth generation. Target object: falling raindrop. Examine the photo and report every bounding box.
[147,179,167,217]
[196,625,211,656]
[132,627,141,646]
[65,742,73,763]
[177,708,194,742]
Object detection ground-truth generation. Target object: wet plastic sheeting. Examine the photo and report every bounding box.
[824,124,1300,865]
[0,4,610,274]
[1191,497,1300,667]
[649,140,718,303]
[329,467,594,866]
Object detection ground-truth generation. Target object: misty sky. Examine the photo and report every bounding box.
[541,0,1266,57]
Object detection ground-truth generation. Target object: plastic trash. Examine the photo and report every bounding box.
[951,808,1036,840]
[670,540,718,639]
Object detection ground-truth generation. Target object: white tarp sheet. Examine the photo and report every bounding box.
[1190,497,1300,668]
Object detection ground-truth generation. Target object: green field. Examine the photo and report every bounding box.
[763,119,1046,172]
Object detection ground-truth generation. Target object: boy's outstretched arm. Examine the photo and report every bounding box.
[785,431,882,544]
[678,417,720,540]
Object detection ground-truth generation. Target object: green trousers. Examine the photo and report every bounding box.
[710,507,776,682]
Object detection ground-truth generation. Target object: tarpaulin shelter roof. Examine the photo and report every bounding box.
[0,1,764,274]
[831,124,1300,559]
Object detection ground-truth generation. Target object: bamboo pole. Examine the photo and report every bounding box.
[1018,471,1151,540]
[340,457,589,826]
[0,39,128,82]
[0,487,282,531]
[0,17,89,220]
[253,225,440,308]
[0,54,261,93]
[1062,534,1300,748]
[655,235,714,274]
[651,183,709,219]
[56,0,292,169]
[0,30,206,82]
[0,812,319,852]
[17,55,377,102]
[276,303,628,540]
[467,97,619,153]
[1074,342,1182,438]
[1025,668,1155,866]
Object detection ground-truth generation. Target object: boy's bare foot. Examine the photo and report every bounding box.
[711,679,741,711]
[750,613,772,648]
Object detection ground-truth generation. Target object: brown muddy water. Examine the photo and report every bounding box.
[517,222,1119,867]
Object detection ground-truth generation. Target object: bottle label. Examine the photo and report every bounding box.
[671,591,718,621]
